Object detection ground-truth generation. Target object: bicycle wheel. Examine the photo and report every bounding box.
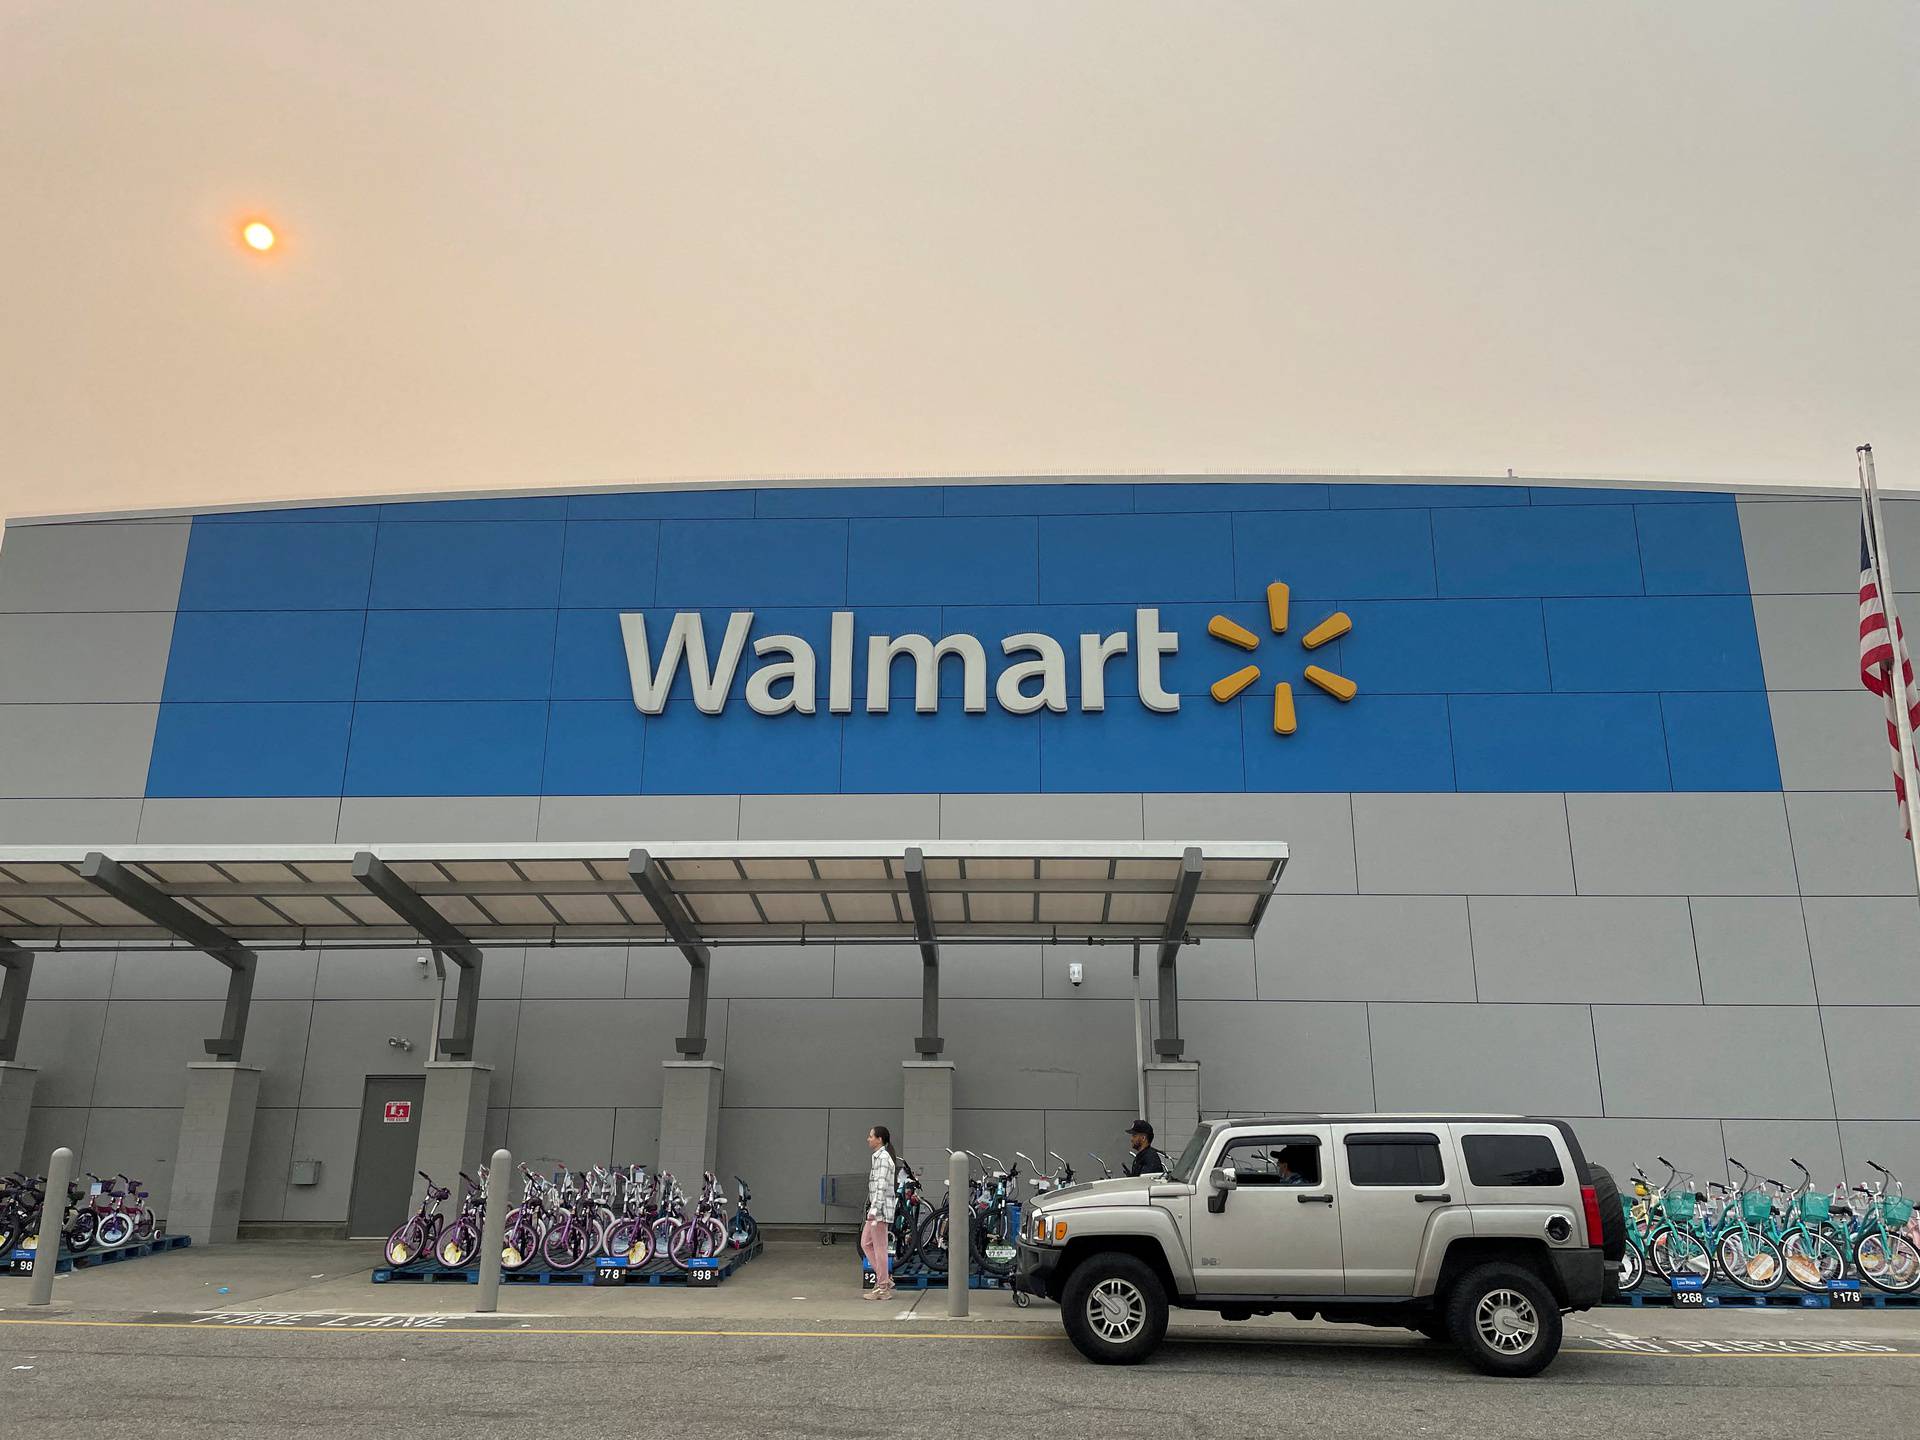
[1649,1225,1710,1281]
[697,1217,727,1259]
[649,1216,678,1261]
[1858,1232,1920,1293]
[604,1218,650,1265]
[1716,1229,1784,1292]
[976,1211,1016,1277]
[67,1210,98,1252]
[542,1222,591,1271]
[914,1205,950,1277]
[96,1212,134,1249]
[501,1211,542,1272]
[1619,1238,1645,1291]
[1781,1229,1845,1290]
[385,1217,428,1267]
[132,1206,157,1242]
[438,1220,479,1269]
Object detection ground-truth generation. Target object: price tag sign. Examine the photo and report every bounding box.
[1828,1278,1863,1306]
[1669,1275,1712,1307]
[8,1247,33,1277]
[594,1263,630,1284]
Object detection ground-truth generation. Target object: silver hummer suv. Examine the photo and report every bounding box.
[1015,1114,1624,1376]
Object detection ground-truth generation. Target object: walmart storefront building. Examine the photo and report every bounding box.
[0,474,1915,1234]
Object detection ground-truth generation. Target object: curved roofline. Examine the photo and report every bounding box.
[2,467,1857,528]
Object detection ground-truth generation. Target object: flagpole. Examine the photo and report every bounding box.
[1859,443,1920,895]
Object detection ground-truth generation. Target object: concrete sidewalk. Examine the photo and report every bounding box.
[6,1238,1920,1354]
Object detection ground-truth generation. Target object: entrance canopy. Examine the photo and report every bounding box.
[0,841,1286,1065]
[0,841,1286,947]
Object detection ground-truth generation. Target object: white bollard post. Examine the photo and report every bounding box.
[26,1146,74,1307]
[947,1149,969,1318]
[475,1147,511,1314]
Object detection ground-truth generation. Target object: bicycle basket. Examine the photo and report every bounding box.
[1665,1190,1696,1221]
[1885,1196,1914,1227]
[1740,1191,1774,1223]
[1799,1193,1831,1223]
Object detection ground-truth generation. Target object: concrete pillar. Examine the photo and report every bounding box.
[415,1062,493,1194]
[0,1062,36,1176]
[168,1062,262,1245]
[1144,1062,1201,1150]
[901,1060,954,1187]
[658,1060,724,1190]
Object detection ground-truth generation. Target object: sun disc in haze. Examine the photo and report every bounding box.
[241,221,275,252]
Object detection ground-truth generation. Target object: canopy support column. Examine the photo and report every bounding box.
[352,852,483,1060]
[628,850,711,1059]
[904,848,943,1057]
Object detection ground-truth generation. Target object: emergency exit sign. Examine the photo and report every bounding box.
[383,1101,413,1124]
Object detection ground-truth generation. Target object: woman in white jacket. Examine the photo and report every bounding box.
[861,1125,899,1300]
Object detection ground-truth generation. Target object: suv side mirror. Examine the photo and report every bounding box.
[1207,1166,1237,1213]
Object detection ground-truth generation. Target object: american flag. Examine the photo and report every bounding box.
[1859,519,1920,839]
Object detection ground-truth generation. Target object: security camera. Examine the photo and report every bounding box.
[1068,962,1084,987]
[415,953,431,968]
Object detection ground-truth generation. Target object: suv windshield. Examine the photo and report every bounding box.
[1164,1124,1212,1184]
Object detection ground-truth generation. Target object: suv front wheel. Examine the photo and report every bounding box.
[1445,1262,1563,1378]
[1059,1253,1169,1365]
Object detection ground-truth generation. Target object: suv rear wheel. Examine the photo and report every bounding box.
[1059,1253,1168,1365]
[1445,1262,1562,1378]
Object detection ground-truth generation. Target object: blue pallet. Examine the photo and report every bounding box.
[373,1240,761,1287]
[5,1232,189,1278]
[1611,1283,1919,1309]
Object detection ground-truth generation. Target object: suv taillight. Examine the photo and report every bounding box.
[1580,1185,1604,1248]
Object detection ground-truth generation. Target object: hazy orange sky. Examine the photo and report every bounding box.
[3,1,1917,530]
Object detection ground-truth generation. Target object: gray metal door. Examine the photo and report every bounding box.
[347,1076,426,1238]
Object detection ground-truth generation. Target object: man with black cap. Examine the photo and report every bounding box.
[1124,1120,1166,1177]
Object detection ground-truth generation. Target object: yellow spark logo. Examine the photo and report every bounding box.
[1206,582,1356,735]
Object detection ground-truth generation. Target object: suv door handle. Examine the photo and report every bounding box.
[1296,1194,1333,1205]
[1414,1193,1451,1204]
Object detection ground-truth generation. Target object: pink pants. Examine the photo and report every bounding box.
[860,1217,892,1290]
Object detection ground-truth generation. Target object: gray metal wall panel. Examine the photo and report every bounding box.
[1836,1121,1920,1185]
[954,1109,1045,1177]
[137,797,344,843]
[281,1108,359,1224]
[313,949,453,1002]
[19,948,116,1000]
[335,797,541,843]
[1467,896,1702,1004]
[15,1001,107,1105]
[611,1107,661,1165]
[0,521,190,613]
[471,1000,520,1109]
[1690,898,1816,1005]
[1719,1118,1846,1190]
[1184,1000,1375,1114]
[110,952,234,1001]
[1737,499,1855,594]
[1254,896,1475,1002]
[1801,898,1920,1005]
[0,613,177,703]
[1352,794,1574,895]
[80,1105,180,1191]
[1568,1118,1730,1189]
[537,794,741,841]
[297,1002,432,1108]
[0,798,143,842]
[1143,793,1357,894]
[1593,1007,1836,1120]
[519,945,625,999]
[827,1105,902,1182]
[250,1000,324,1108]
[252,952,320,1002]
[940,794,1144,840]
[1168,938,1256,1002]
[91,1000,226,1107]
[478,947,525,999]
[830,941,1043,999]
[716,1106,829,1225]
[508,1000,720,1110]
[1822,1007,1920,1120]
[1041,943,1150,1000]
[1567,794,1799,896]
[723,998,916,1109]
[1370,1002,1601,1115]
[945,998,1141,1111]
[708,943,836,998]
[1785,792,1917,896]
[0,703,159,798]
[504,1107,616,1169]
[739,794,939,841]
[19,1106,88,1172]
[241,1107,297,1222]
[1750,594,1866,690]
[1768,691,1891,791]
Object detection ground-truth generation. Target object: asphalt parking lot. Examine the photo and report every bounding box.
[4,1241,1917,1438]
